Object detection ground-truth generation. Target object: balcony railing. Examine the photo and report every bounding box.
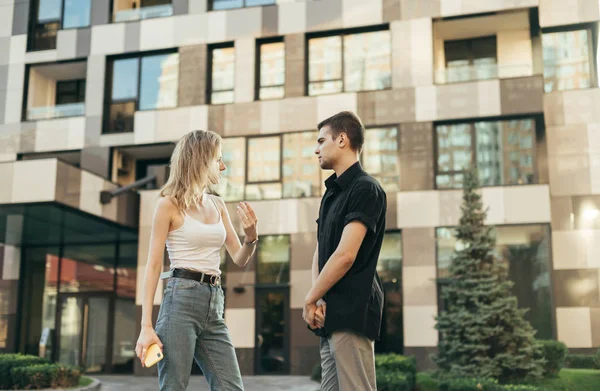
[114,4,173,22]
[27,103,85,121]
[435,63,533,84]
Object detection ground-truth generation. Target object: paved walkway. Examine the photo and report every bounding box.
[96,375,319,391]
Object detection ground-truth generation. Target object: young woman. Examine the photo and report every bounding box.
[135,130,258,391]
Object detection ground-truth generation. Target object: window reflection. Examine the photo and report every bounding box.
[59,244,116,293]
[257,235,290,284]
[543,29,592,93]
[443,36,497,83]
[309,30,391,95]
[117,242,137,298]
[212,0,274,10]
[259,41,285,100]
[62,0,91,29]
[211,46,236,104]
[283,132,320,198]
[139,53,179,110]
[363,127,400,193]
[248,136,281,182]
[436,224,552,339]
[215,137,246,202]
[436,119,536,188]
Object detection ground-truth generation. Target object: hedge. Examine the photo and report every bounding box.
[11,364,81,390]
[537,340,568,377]
[0,354,49,389]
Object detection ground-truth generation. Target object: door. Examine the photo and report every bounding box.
[255,289,289,375]
[57,294,111,373]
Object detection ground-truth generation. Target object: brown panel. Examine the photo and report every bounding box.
[235,347,255,375]
[223,102,262,137]
[134,304,161,376]
[116,190,140,228]
[536,129,549,185]
[375,88,416,124]
[400,0,441,19]
[553,269,600,307]
[290,233,317,271]
[178,44,207,107]
[208,104,225,135]
[262,5,278,37]
[80,146,111,179]
[290,345,320,376]
[284,34,305,98]
[19,123,36,153]
[402,228,435,267]
[357,91,377,126]
[500,76,544,115]
[400,122,434,191]
[550,197,574,231]
[290,308,320,348]
[382,0,402,22]
[403,346,437,371]
[55,161,81,209]
[591,308,600,347]
[224,272,255,309]
[385,194,398,230]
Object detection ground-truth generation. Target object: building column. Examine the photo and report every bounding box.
[284,34,305,98]
[178,44,208,107]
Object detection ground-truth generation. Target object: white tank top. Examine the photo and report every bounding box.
[165,195,226,275]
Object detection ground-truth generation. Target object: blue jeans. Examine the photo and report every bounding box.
[156,277,244,391]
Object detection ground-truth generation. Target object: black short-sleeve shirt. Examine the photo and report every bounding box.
[313,161,387,341]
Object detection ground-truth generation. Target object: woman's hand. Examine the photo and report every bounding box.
[135,326,163,367]
[237,202,258,242]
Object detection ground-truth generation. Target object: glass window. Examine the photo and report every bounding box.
[62,0,91,29]
[436,119,536,188]
[139,53,179,110]
[256,235,290,284]
[443,36,497,83]
[212,0,274,10]
[362,127,400,193]
[542,29,593,93]
[59,244,116,293]
[56,80,86,105]
[309,29,391,96]
[436,224,553,339]
[282,132,320,198]
[259,41,285,100]
[211,46,235,104]
[113,0,173,22]
[245,183,282,201]
[215,137,246,201]
[116,241,137,298]
[247,136,281,182]
[38,0,62,22]
[112,58,139,101]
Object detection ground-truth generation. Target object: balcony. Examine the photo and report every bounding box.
[25,61,87,121]
[435,63,534,84]
[113,4,173,22]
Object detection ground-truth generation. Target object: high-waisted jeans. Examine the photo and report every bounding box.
[156,277,244,391]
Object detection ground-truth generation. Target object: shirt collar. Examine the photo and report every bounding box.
[324,161,364,190]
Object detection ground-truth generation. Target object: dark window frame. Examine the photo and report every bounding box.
[110,0,174,23]
[255,37,286,101]
[103,49,179,134]
[305,24,391,96]
[207,42,236,105]
[432,114,542,190]
[209,0,276,12]
[55,79,86,105]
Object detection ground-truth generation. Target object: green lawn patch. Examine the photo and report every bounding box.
[77,376,94,387]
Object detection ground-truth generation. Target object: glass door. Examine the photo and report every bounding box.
[255,289,289,374]
[57,294,111,373]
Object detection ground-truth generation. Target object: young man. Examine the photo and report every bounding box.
[303,111,387,391]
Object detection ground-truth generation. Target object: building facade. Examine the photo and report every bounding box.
[0,0,599,377]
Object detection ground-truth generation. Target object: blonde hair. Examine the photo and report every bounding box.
[160,130,222,211]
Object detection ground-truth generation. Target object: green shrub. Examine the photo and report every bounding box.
[437,377,540,391]
[10,363,81,390]
[537,340,568,377]
[377,371,412,391]
[310,362,321,382]
[0,354,49,389]
[565,354,598,369]
[375,354,417,375]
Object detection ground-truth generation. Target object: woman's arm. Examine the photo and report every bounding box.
[214,196,258,267]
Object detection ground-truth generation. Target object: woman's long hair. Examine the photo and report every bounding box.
[160,130,222,211]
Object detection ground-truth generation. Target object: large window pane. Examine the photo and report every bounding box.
[259,41,285,100]
[62,0,91,28]
[376,232,403,354]
[112,59,139,100]
[60,244,116,293]
[436,225,552,339]
[139,53,179,110]
[215,137,246,201]
[245,183,282,201]
[38,0,62,22]
[112,299,136,373]
[283,132,320,198]
[212,0,243,10]
[309,36,342,95]
[248,136,281,182]
[363,127,399,193]
[436,124,472,188]
[543,30,592,93]
[443,36,497,83]
[108,101,136,133]
[211,47,235,104]
[257,235,290,284]
[344,31,391,92]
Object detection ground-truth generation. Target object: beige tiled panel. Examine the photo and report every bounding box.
[155,108,195,142]
[397,191,440,228]
[588,123,600,154]
[590,154,600,194]
[11,159,57,203]
[225,308,255,348]
[402,228,436,267]
[135,265,164,306]
[0,162,13,203]
[234,38,255,103]
[440,0,538,17]
[79,170,108,217]
[101,181,119,222]
[403,266,437,306]
[134,111,157,144]
[91,23,126,55]
[552,230,600,270]
[2,245,21,280]
[280,97,317,132]
[23,49,58,64]
[403,306,438,347]
[9,35,27,65]
[539,0,600,27]
[436,82,480,120]
[0,3,13,37]
[235,198,319,235]
[224,102,261,136]
[503,185,551,223]
[543,92,565,127]
[477,80,502,117]
[85,56,106,117]
[400,0,441,20]
[290,270,312,309]
[260,100,281,134]
[226,7,262,40]
[140,190,161,227]
[56,29,77,60]
[140,17,175,51]
[546,124,590,156]
[562,89,600,126]
[99,132,135,147]
[207,11,227,43]
[278,1,307,34]
[392,18,433,88]
[342,0,382,28]
[188,0,208,14]
[415,86,437,122]
[174,14,209,46]
[497,29,534,79]
[316,93,357,122]
[548,155,592,196]
[556,307,593,348]
[34,118,85,152]
[137,225,152,269]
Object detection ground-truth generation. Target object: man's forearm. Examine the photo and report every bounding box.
[306,251,353,304]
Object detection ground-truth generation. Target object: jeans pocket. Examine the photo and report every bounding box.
[173,277,200,290]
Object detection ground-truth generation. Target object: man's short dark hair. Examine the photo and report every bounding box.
[318,111,365,152]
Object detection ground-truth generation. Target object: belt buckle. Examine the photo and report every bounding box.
[209,274,220,287]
